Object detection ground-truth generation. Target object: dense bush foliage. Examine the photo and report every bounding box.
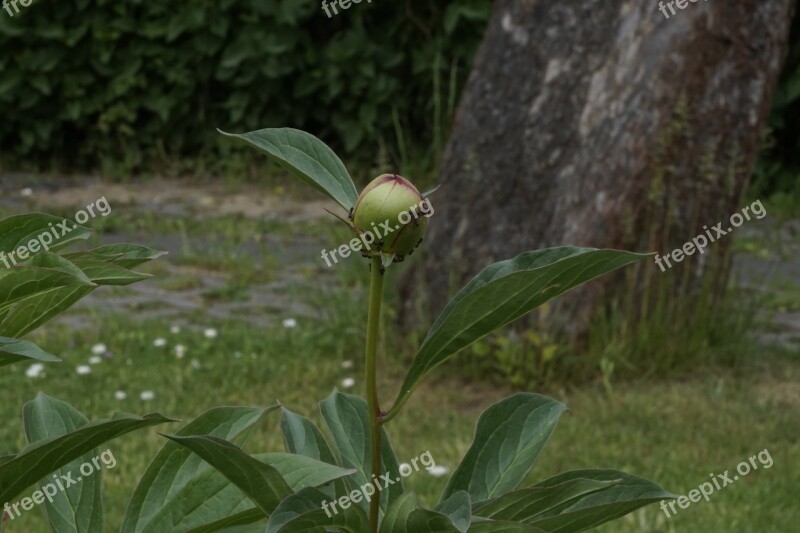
[0,0,490,170]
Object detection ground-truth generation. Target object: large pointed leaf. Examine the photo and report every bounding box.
[523,469,676,532]
[165,435,292,517]
[319,390,404,516]
[280,406,345,498]
[22,394,104,533]
[389,248,650,416]
[219,128,358,211]
[265,486,368,533]
[442,394,567,503]
[185,508,265,533]
[0,213,91,253]
[0,395,172,504]
[0,336,60,368]
[135,452,354,532]
[473,477,621,522]
[121,406,273,533]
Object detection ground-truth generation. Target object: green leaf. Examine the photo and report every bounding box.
[473,478,621,523]
[280,405,346,498]
[185,508,265,533]
[0,264,95,314]
[0,244,162,338]
[136,452,354,532]
[0,394,172,505]
[22,394,104,533]
[265,486,368,533]
[0,213,91,253]
[165,435,292,517]
[443,394,567,503]
[390,248,650,415]
[379,493,460,533]
[435,491,471,532]
[219,128,358,211]
[0,336,61,368]
[523,469,676,532]
[319,390,404,516]
[121,406,273,533]
[63,243,167,268]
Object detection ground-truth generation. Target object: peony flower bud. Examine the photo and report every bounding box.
[351,174,429,260]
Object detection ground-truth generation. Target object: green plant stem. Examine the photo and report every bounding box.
[365,256,384,533]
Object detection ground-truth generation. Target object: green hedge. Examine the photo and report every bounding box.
[0,0,490,170]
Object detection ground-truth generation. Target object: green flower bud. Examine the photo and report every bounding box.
[351,174,429,260]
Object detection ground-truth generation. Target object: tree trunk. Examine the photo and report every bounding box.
[403,0,796,340]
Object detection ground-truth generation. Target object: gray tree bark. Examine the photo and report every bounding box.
[403,0,796,339]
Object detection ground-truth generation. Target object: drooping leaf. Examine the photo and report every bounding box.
[0,336,60,368]
[522,469,676,532]
[219,128,358,211]
[165,435,292,517]
[442,394,567,503]
[265,486,368,533]
[121,406,273,533]
[319,390,404,516]
[22,394,104,533]
[0,394,172,505]
[390,248,650,416]
[473,477,621,523]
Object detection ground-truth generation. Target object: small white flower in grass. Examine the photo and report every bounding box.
[170,325,181,334]
[174,344,187,359]
[114,391,127,400]
[20,187,33,197]
[426,465,449,478]
[234,351,242,358]
[203,328,218,339]
[91,343,107,355]
[88,356,102,365]
[76,365,91,375]
[341,360,353,369]
[341,377,355,388]
[140,390,155,401]
[153,338,167,347]
[282,318,297,329]
[190,358,201,369]
[26,363,44,378]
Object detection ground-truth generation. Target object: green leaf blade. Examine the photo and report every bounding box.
[22,394,104,533]
[392,248,651,414]
[220,128,358,211]
[0,336,61,369]
[442,394,567,504]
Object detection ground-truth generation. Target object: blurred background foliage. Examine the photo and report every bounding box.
[0,0,797,204]
[0,0,490,175]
